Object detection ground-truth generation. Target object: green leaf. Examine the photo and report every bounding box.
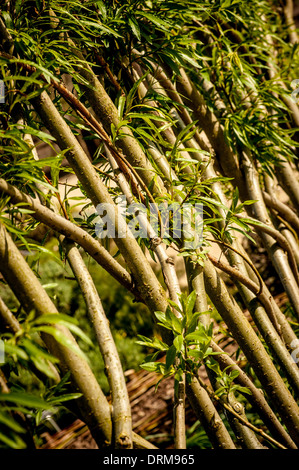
[49,372,71,397]
[22,339,60,380]
[95,0,107,19]
[173,334,184,352]
[0,393,51,409]
[185,329,209,343]
[3,343,29,361]
[206,359,222,376]
[32,314,92,346]
[136,335,168,351]
[231,385,252,395]
[154,310,170,328]
[20,126,56,142]
[187,349,202,359]
[166,344,177,369]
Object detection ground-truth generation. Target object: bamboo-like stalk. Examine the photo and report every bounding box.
[0,224,113,447]
[263,174,299,266]
[208,254,280,329]
[210,340,297,449]
[132,432,158,449]
[185,260,210,328]
[235,214,299,286]
[203,257,299,444]
[63,240,133,449]
[173,373,186,449]
[283,0,298,44]
[0,370,9,393]
[31,90,169,317]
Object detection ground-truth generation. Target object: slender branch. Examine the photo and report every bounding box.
[235,214,299,286]
[241,150,299,318]
[173,371,186,449]
[31,89,169,317]
[210,340,297,448]
[0,178,135,295]
[0,295,21,334]
[203,257,299,444]
[186,377,236,448]
[0,223,113,447]
[132,432,158,449]
[263,191,299,234]
[283,0,299,44]
[207,253,281,334]
[195,374,286,449]
[205,237,263,295]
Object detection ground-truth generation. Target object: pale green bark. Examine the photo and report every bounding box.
[64,240,133,448]
[32,91,168,317]
[0,224,112,447]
